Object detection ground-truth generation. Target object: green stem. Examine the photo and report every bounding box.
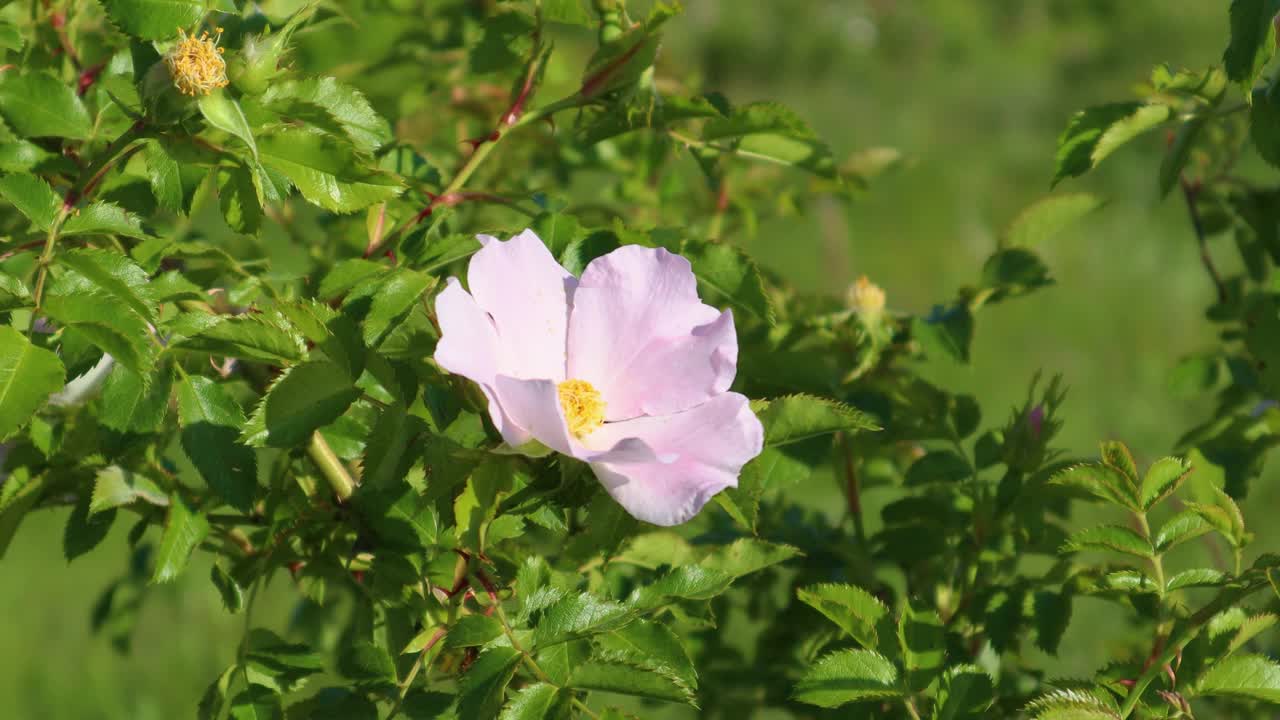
[571,697,601,720]
[387,627,447,719]
[1136,512,1166,598]
[28,205,70,337]
[308,432,355,501]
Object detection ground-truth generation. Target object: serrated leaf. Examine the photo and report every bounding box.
[797,583,888,649]
[0,273,33,311]
[58,248,155,322]
[199,91,258,161]
[242,360,361,448]
[0,326,65,439]
[1141,456,1192,509]
[754,395,878,447]
[143,139,183,213]
[1062,524,1153,559]
[569,660,695,706]
[42,288,154,374]
[1105,570,1159,594]
[90,465,168,514]
[627,565,733,611]
[1003,193,1103,248]
[228,687,283,720]
[446,615,504,649]
[259,129,402,213]
[580,5,675,96]
[1052,102,1172,185]
[1155,510,1211,551]
[1050,463,1138,510]
[792,649,901,708]
[100,0,203,40]
[1225,0,1280,95]
[905,450,972,485]
[1033,590,1072,656]
[500,683,567,720]
[1026,688,1121,719]
[594,620,696,689]
[151,493,209,583]
[1167,568,1227,591]
[1196,653,1280,703]
[170,313,307,364]
[64,492,115,562]
[363,268,432,345]
[699,537,800,577]
[61,202,150,239]
[682,240,774,324]
[899,604,945,692]
[0,71,92,139]
[210,563,243,612]
[0,172,60,230]
[178,375,258,511]
[534,592,632,648]
[261,77,391,153]
[935,665,995,720]
[703,102,836,177]
[338,642,397,685]
[458,647,522,719]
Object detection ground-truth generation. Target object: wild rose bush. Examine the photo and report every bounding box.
[2,2,1280,719]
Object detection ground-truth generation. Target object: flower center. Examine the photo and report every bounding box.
[166,27,229,96]
[557,379,605,438]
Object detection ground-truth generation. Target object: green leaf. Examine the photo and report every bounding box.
[912,304,973,364]
[244,629,324,693]
[682,241,774,324]
[261,77,392,153]
[178,376,258,511]
[1003,193,1103,248]
[0,326,65,440]
[754,395,878,447]
[0,22,22,51]
[593,620,697,690]
[1050,463,1139,510]
[1195,653,1280,703]
[569,661,695,705]
[542,0,590,25]
[1033,590,1072,655]
[627,565,734,611]
[229,688,283,720]
[458,647,522,719]
[1224,0,1280,95]
[319,259,387,299]
[64,492,116,562]
[1155,510,1212,551]
[500,683,567,719]
[935,665,995,720]
[1159,115,1206,198]
[534,592,632,648]
[241,360,361,448]
[446,615,504,649]
[703,102,836,177]
[1140,456,1192,509]
[61,202,150,239]
[0,273,33,311]
[143,139,183,213]
[1166,568,1227,591]
[99,363,172,434]
[797,583,888,649]
[0,172,60,230]
[259,129,402,213]
[198,91,258,161]
[151,493,209,583]
[42,288,154,374]
[792,649,901,708]
[99,0,203,40]
[1252,83,1280,167]
[1063,524,1153,558]
[1052,102,1172,185]
[0,71,92,139]
[1026,689,1121,719]
[170,313,307,364]
[363,269,432,345]
[580,5,676,96]
[90,465,168,514]
[898,605,945,692]
[1099,440,1140,486]
[198,666,235,720]
[210,563,243,612]
[338,642,397,686]
[699,537,800,577]
[58,248,156,322]
[905,450,972,485]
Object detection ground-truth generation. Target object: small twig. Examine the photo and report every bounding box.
[1179,177,1227,304]
[307,432,355,501]
[839,432,866,545]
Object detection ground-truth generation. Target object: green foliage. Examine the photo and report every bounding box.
[3,3,1280,719]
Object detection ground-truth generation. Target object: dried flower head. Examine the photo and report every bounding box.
[849,275,886,315]
[166,27,228,96]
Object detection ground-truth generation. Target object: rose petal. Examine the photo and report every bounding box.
[493,375,660,462]
[582,392,764,526]
[469,229,575,382]
[434,278,528,446]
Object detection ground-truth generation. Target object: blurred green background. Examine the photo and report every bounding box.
[2,2,1262,717]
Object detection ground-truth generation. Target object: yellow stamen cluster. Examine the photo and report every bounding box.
[849,275,886,315]
[166,27,228,96]
[558,379,606,438]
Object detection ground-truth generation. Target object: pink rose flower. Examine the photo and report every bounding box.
[434,230,764,526]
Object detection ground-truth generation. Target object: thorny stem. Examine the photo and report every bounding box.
[1179,176,1227,304]
[387,627,447,719]
[1136,512,1166,599]
[903,697,923,720]
[366,93,586,257]
[839,432,866,545]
